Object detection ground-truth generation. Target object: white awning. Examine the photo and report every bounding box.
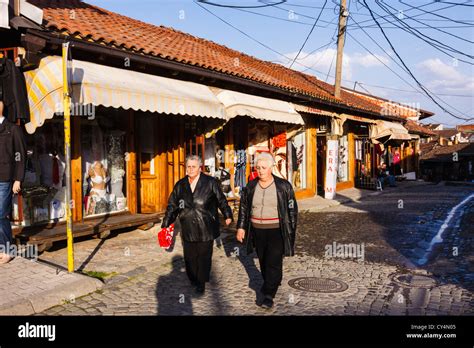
[370,120,411,142]
[291,104,338,118]
[213,88,304,125]
[24,56,226,134]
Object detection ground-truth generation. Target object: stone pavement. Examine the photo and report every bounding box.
[1,180,472,315]
[39,231,472,316]
[0,257,102,315]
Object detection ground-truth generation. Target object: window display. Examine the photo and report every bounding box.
[337,135,349,182]
[289,130,306,190]
[13,120,67,226]
[82,113,127,217]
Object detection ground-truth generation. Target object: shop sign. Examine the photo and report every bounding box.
[325,139,339,199]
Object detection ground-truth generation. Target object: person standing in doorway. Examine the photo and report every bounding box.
[0,100,26,264]
[161,155,233,294]
[236,152,298,309]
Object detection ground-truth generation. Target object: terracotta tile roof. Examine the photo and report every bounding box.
[420,142,474,161]
[27,0,400,117]
[404,120,436,136]
[435,129,459,139]
[457,124,474,132]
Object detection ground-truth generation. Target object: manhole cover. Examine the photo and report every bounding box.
[288,277,348,293]
[390,273,437,288]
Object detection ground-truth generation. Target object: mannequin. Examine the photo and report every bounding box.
[88,161,110,200]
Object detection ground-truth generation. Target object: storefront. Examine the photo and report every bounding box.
[12,55,228,245]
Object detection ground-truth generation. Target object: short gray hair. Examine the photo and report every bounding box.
[255,152,275,166]
[185,155,202,166]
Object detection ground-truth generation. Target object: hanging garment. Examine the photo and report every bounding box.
[0,58,30,123]
[52,156,60,185]
[234,149,246,190]
[290,141,298,171]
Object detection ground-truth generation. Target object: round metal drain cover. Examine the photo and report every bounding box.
[391,273,437,288]
[288,277,348,293]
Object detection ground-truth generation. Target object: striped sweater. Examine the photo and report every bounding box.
[251,180,280,229]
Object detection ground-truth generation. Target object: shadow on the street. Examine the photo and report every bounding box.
[304,181,474,298]
[155,254,194,315]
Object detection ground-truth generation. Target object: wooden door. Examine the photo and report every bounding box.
[137,115,159,213]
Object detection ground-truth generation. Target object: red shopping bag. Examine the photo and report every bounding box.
[158,224,175,249]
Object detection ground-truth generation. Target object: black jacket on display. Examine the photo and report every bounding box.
[237,175,298,257]
[161,174,233,242]
[0,58,30,123]
[0,119,27,182]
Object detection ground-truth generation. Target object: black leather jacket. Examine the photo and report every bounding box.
[237,175,298,257]
[0,119,26,182]
[161,173,233,242]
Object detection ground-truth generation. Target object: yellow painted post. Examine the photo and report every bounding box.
[62,42,74,272]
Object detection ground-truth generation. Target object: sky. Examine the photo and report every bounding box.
[85,0,474,128]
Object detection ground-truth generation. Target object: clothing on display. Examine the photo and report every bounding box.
[215,167,231,196]
[0,57,30,122]
[234,148,246,192]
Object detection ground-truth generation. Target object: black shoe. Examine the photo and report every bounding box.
[195,284,205,295]
[260,296,273,309]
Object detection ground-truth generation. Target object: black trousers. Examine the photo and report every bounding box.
[253,227,284,298]
[182,240,214,287]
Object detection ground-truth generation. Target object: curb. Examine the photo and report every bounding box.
[0,274,103,315]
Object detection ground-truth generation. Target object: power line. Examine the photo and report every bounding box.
[437,1,474,6]
[234,7,329,27]
[196,0,287,9]
[357,82,474,98]
[377,0,474,43]
[289,0,328,68]
[325,48,337,82]
[348,0,470,28]
[399,0,474,26]
[195,0,470,120]
[361,0,473,121]
[194,1,292,64]
[375,1,473,64]
[352,2,473,119]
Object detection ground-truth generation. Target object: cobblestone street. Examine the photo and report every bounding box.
[39,181,473,315]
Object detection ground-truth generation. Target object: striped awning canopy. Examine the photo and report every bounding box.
[24,56,226,134]
[212,88,304,125]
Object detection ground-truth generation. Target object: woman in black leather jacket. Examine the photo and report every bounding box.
[161,155,232,294]
[236,152,298,309]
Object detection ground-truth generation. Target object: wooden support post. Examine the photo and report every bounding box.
[126,109,138,214]
[71,116,82,221]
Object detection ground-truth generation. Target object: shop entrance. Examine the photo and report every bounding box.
[137,115,160,213]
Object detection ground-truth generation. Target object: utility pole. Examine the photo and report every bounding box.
[334,0,348,99]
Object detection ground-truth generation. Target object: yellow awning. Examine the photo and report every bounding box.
[212,88,304,125]
[24,56,226,134]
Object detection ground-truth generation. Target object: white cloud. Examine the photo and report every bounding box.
[417,58,474,94]
[281,50,390,81]
[352,53,390,67]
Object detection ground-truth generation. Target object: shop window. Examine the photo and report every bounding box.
[82,113,127,217]
[289,130,307,190]
[16,120,67,226]
[337,135,349,182]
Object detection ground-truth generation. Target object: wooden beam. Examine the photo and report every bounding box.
[126,109,138,214]
[71,116,82,221]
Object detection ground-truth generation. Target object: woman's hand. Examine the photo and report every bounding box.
[225,218,232,226]
[236,228,245,243]
[12,181,21,194]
